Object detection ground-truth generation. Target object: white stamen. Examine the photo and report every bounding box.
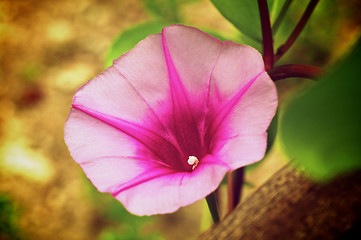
[187,156,199,170]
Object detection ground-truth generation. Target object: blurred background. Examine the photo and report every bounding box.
[0,0,360,239]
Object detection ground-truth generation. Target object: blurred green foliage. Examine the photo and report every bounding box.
[105,21,171,67]
[106,0,200,67]
[98,227,164,240]
[83,177,163,240]
[210,0,286,42]
[105,21,231,68]
[19,63,42,83]
[105,0,226,68]
[0,194,23,240]
[107,1,342,68]
[143,0,201,23]
[274,0,344,64]
[143,0,180,22]
[280,40,361,181]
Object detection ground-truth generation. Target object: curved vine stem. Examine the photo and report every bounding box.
[227,171,234,214]
[274,0,320,62]
[268,64,323,81]
[258,0,274,71]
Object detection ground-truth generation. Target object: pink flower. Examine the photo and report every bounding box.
[64,25,277,216]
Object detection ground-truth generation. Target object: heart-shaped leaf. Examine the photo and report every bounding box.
[280,41,361,181]
[211,0,286,42]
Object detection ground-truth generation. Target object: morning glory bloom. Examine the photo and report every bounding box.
[64,25,277,216]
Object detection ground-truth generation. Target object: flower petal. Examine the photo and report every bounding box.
[65,109,176,193]
[208,42,278,168]
[208,42,277,137]
[225,72,277,135]
[112,34,171,131]
[73,65,151,125]
[211,41,266,102]
[214,133,267,170]
[114,155,228,216]
[161,25,222,100]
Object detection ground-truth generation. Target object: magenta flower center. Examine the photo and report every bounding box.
[138,103,212,173]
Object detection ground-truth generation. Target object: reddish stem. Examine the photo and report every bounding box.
[232,167,244,209]
[274,0,320,62]
[268,64,323,81]
[257,0,274,71]
[227,171,234,214]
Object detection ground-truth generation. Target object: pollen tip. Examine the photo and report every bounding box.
[187,156,199,170]
[187,156,197,165]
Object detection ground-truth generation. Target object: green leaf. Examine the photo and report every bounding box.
[269,0,286,22]
[143,0,179,22]
[211,0,261,42]
[0,194,23,240]
[105,21,171,67]
[280,41,361,181]
[210,0,286,42]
